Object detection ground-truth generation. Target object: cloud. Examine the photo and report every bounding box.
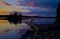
[0,0,11,6]
[34,0,59,8]
[22,14,38,16]
[27,1,34,6]
[0,0,57,16]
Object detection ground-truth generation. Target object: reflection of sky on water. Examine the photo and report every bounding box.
[0,29,29,39]
[0,18,56,39]
[23,18,56,24]
[0,23,31,39]
[0,0,58,39]
[33,18,56,24]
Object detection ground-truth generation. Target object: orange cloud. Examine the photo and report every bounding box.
[0,0,11,6]
[0,0,13,13]
[0,0,32,15]
[0,20,8,23]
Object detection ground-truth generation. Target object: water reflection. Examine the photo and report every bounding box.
[0,18,56,39]
[23,18,56,24]
[0,20,31,39]
[33,18,56,24]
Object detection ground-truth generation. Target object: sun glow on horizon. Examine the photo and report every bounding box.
[0,0,32,14]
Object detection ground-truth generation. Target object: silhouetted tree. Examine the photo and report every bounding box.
[19,13,22,24]
[56,3,60,23]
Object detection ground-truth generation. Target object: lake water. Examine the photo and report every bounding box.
[0,23,31,39]
[23,18,56,24]
[0,18,56,39]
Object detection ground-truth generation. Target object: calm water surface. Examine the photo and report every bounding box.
[0,18,56,39]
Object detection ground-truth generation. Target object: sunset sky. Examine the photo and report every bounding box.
[0,0,59,16]
[0,0,59,36]
[0,0,59,25]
